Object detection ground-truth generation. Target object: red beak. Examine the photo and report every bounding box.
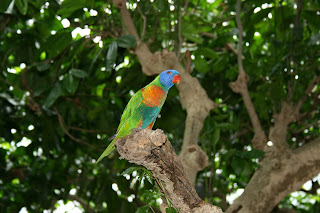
[172,75,181,84]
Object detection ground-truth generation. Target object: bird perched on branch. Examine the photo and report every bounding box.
[96,69,181,163]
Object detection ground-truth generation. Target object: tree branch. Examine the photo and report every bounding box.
[229,0,267,151]
[270,75,320,150]
[54,107,102,150]
[226,137,320,213]
[68,125,111,134]
[115,128,222,213]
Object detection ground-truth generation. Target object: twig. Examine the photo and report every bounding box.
[199,32,217,39]
[68,125,111,134]
[0,77,11,86]
[235,0,244,74]
[0,15,11,33]
[225,43,244,60]
[22,68,34,96]
[54,107,100,150]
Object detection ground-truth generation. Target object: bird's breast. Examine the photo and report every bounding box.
[141,85,167,107]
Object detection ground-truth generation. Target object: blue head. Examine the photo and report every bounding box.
[158,69,180,91]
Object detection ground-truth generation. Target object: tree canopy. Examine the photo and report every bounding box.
[1,0,320,212]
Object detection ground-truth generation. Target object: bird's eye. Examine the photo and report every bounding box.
[166,71,172,74]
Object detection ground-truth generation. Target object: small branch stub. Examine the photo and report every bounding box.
[115,128,223,213]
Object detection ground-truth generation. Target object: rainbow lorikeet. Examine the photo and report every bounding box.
[96,70,181,163]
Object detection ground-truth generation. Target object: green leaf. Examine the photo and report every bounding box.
[117,35,137,48]
[62,74,79,94]
[144,173,153,184]
[44,83,62,108]
[96,83,106,97]
[106,41,118,71]
[183,33,203,44]
[135,205,151,213]
[69,69,88,78]
[213,129,220,145]
[194,57,210,73]
[231,157,246,176]
[166,207,177,213]
[121,166,144,176]
[15,0,28,15]
[57,0,86,18]
[36,64,50,72]
[197,48,218,60]
[45,31,72,59]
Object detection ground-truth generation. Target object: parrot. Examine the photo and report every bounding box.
[96,69,181,163]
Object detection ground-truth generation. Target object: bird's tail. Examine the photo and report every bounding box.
[108,134,116,141]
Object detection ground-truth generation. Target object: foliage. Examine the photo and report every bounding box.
[0,0,319,212]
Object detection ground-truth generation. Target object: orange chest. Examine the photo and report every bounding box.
[141,86,167,107]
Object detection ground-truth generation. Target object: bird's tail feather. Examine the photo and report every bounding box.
[108,134,116,141]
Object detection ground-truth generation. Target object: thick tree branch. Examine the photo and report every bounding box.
[268,102,295,150]
[113,0,216,184]
[115,129,222,213]
[229,0,267,151]
[270,75,319,150]
[226,138,320,213]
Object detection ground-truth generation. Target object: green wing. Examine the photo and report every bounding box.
[117,90,143,133]
[96,90,143,163]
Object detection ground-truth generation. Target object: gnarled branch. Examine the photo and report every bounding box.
[115,128,223,213]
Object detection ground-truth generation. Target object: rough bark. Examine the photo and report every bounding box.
[113,0,216,185]
[115,129,223,213]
